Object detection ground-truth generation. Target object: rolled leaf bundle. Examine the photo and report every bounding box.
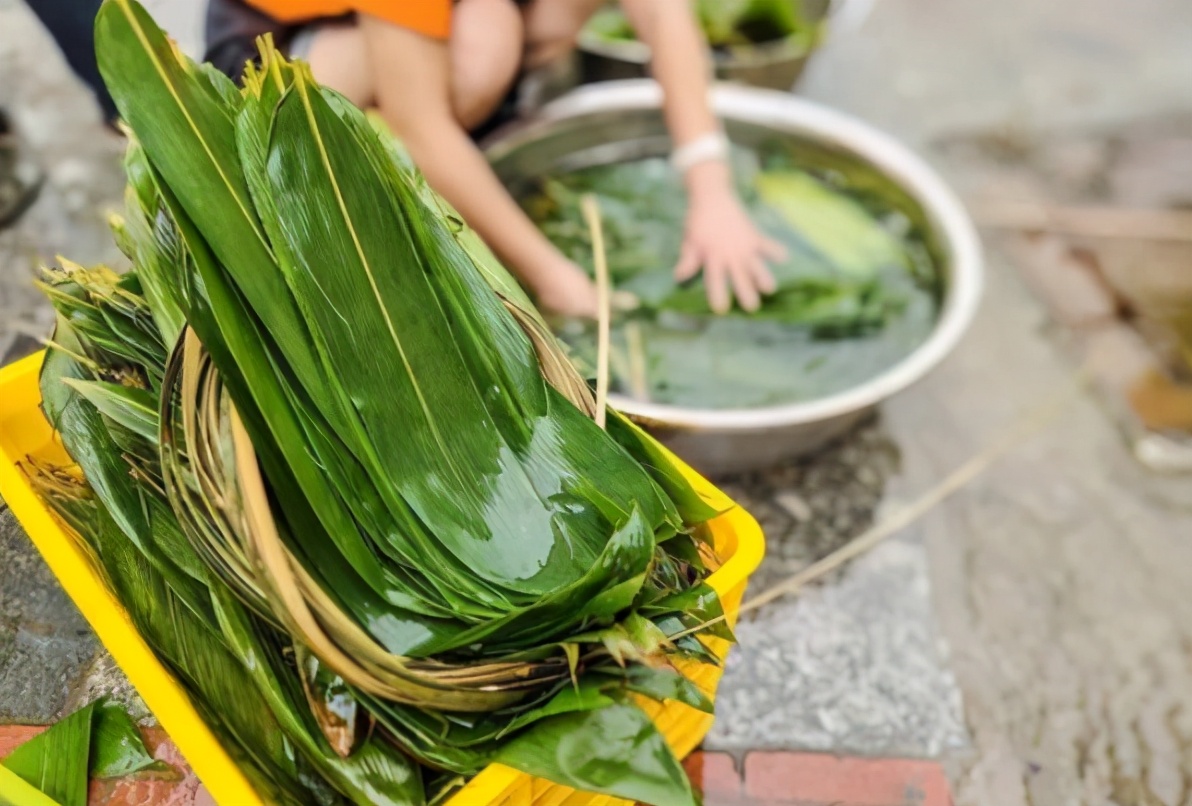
[25,2,733,803]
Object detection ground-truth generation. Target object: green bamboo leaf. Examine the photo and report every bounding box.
[40,322,150,555]
[606,665,714,714]
[67,493,330,806]
[643,582,735,643]
[95,0,357,444]
[146,158,433,614]
[429,506,654,653]
[0,700,161,801]
[496,683,615,739]
[1,703,93,806]
[755,169,909,278]
[62,378,157,443]
[494,702,698,806]
[90,702,164,779]
[107,54,501,627]
[235,62,514,619]
[606,411,722,525]
[40,325,215,620]
[120,141,188,345]
[211,589,427,805]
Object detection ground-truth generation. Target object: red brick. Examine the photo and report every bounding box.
[89,778,203,806]
[0,725,45,757]
[685,752,744,800]
[744,752,953,806]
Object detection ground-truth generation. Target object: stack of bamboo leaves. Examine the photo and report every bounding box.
[26,2,732,803]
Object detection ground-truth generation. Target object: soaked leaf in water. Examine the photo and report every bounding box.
[523,151,941,409]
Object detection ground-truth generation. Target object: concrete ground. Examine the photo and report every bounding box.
[2,0,1191,803]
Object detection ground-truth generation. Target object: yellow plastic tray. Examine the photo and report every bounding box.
[0,351,764,806]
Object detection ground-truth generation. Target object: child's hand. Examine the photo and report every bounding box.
[676,177,787,314]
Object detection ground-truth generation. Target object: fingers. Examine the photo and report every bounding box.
[750,257,777,295]
[611,290,641,311]
[760,236,788,263]
[704,260,731,315]
[729,261,761,313]
[674,242,702,283]
[736,238,782,309]
[680,238,780,315]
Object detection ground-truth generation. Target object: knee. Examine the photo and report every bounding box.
[522,0,605,68]
[306,23,374,107]
[450,0,525,130]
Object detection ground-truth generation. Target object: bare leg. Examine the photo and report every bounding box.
[449,0,525,130]
[521,0,605,70]
[305,1,523,131]
[305,22,375,107]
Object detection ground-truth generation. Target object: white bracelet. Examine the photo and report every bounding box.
[670,131,730,174]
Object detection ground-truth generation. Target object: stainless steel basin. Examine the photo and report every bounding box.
[484,81,983,475]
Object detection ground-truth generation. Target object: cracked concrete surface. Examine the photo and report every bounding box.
[709,533,969,758]
[0,507,96,722]
[890,249,1192,806]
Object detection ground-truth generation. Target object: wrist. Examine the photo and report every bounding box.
[684,159,733,201]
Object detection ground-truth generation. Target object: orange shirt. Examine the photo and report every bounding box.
[245,1,453,39]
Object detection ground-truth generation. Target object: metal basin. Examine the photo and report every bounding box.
[485,81,983,475]
[576,1,831,91]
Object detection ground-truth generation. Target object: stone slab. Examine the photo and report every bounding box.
[0,507,97,723]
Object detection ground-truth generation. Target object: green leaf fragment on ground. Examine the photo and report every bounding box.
[1,700,161,806]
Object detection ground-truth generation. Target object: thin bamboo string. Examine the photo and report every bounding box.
[582,194,612,429]
[669,369,1090,641]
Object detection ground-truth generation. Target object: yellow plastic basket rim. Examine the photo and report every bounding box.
[0,763,61,806]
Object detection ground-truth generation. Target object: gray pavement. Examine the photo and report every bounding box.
[709,532,969,759]
[799,0,1192,149]
[0,507,96,722]
[890,246,1192,806]
[710,0,1192,773]
[804,2,1192,800]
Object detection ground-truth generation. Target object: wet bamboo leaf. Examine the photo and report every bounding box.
[755,170,909,278]
[605,665,714,714]
[211,589,426,805]
[62,378,157,443]
[90,702,164,779]
[257,70,673,595]
[496,683,616,738]
[494,703,698,806]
